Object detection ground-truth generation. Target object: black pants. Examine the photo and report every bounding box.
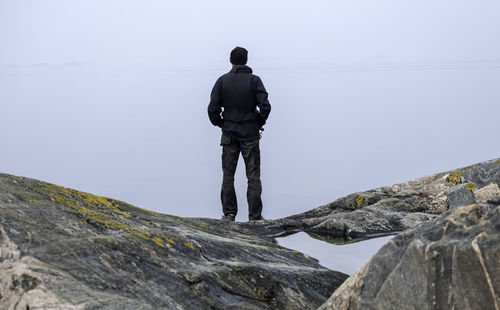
[220,135,263,220]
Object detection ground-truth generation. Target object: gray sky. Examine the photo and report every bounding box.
[1,0,499,220]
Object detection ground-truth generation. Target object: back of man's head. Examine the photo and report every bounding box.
[230,47,248,65]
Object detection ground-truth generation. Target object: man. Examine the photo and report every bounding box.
[208,47,271,222]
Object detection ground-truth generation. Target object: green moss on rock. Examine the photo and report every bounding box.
[25,195,39,202]
[465,183,476,190]
[446,170,462,185]
[355,195,364,208]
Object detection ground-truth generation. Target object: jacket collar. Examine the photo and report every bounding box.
[230,65,253,73]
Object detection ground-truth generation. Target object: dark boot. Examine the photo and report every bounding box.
[248,215,266,222]
[221,214,236,222]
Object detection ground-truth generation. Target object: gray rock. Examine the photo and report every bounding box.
[445,183,476,208]
[0,173,347,310]
[460,160,500,187]
[1,158,499,309]
[245,158,500,242]
[488,196,500,205]
[474,182,500,203]
[319,201,500,310]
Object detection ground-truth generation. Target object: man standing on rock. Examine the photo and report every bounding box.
[208,47,271,222]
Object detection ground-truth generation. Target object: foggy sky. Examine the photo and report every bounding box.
[1,0,499,220]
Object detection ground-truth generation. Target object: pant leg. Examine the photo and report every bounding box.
[240,139,263,220]
[221,136,240,216]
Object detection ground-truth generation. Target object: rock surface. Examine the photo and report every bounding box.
[248,158,500,243]
[319,199,500,310]
[1,158,499,309]
[0,174,347,309]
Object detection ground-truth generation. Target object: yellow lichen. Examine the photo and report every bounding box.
[197,223,209,229]
[28,179,207,252]
[43,183,130,218]
[153,234,175,245]
[39,185,155,242]
[83,195,131,218]
[130,230,150,240]
[152,236,166,247]
[243,248,250,253]
[25,195,39,202]
[494,160,500,166]
[465,183,475,190]
[355,195,364,208]
[464,165,476,171]
[133,205,161,215]
[446,170,462,185]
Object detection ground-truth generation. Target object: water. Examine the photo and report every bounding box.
[1,1,499,250]
[1,65,498,222]
[277,232,395,275]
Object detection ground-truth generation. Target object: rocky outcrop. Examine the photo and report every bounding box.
[246,158,500,242]
[0,174,347,309]
[1,158,498,309]
[319,199,500,310]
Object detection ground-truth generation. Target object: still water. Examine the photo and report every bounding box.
[277,232,394,275]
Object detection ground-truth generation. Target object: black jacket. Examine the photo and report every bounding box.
[208,65,271,141]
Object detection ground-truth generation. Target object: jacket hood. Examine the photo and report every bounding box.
[230,65,253,74]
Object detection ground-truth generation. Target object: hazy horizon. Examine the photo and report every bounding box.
[1,1,499,220]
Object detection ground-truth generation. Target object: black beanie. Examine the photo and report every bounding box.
[230,47,248,65]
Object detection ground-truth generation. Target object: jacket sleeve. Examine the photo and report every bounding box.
[207,77,223,127]
[254,76,271,127]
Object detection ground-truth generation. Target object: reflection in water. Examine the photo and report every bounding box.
[276,232,394,275]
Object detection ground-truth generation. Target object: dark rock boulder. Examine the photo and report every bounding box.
[445,183,477,209]
[0,173,347,309]
[319,200,500,310]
